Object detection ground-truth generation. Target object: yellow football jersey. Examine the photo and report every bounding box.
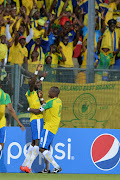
[26,90,43,122]
[43,97,62,134]
[0,93,11,128]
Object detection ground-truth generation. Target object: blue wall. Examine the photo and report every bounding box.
[0,127,120,174]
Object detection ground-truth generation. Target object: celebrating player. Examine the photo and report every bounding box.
[0,81,25,159]
[28,86,62,173]
[20,64,50,173]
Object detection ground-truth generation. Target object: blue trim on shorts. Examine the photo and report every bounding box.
[0,127,6,143]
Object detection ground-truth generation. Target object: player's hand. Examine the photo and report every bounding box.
[43,69,48,78]
[19,124,25,131]
[38,90,43,98]
[44,22,48,28]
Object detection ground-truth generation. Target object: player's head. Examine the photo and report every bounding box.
[48,86,60,98]
[34,79,41,90]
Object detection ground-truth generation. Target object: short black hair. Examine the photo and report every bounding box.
[51,86,60,96]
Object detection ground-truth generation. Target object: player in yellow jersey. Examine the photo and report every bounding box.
[0,81,25,159]
[28,86,62,173]
[20,64,50,173]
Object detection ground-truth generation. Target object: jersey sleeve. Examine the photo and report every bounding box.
[0,89,6,105]
[43,100,53,110]
[5,93,11,105]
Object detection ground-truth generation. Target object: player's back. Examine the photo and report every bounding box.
[44,97,62,134]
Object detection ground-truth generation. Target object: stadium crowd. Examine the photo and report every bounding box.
[0,0,120,84]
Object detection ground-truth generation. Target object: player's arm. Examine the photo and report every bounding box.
[28,100,52,114]
[29,63,43,92]
[28,105,45,114]
[7,103,25,131]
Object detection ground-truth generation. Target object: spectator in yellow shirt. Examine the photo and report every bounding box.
[0,35,8,67]
[101,19,120,66]
[33,18,46,39]
[10,36,28,66]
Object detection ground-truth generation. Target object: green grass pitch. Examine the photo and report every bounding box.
[0,174,120,180]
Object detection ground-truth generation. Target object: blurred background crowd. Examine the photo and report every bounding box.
[0,0,120,85]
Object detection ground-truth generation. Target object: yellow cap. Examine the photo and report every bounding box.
[38,18,45,26]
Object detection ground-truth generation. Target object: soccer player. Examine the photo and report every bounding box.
[20,64,50,173]
[28,86,62,173]
[0,81,25,159]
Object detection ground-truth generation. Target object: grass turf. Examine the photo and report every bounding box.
[0,174,120,180]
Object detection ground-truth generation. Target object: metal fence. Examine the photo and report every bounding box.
[1,64,120,128]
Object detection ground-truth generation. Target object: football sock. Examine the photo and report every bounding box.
[22,144,34,167]
[27,145,39,168]
[0,145,2,151]
[45,159,50,170]
[43,150,59,169]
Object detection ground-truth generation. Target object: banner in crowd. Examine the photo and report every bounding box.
[42,81,120,129]
[1,127,120,174]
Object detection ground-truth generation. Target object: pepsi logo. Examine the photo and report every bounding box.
[91,133,120,171]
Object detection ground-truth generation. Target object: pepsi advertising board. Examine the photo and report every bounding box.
[0,127,120,174]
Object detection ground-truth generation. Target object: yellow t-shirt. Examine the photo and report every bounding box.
[26,90,43,122]
[0,89,6,120]
[9,16,22,34]
[22,0,37,15]
[28,60,40,73]
[45,52,59,68]
[101,28,120,51]
[0,0,4,5]
[33,28,45,40]
[57,0,73,17]
[37,0,44,9]
[81,49,87,68]
[43,97,62,134]
[30,45,45,65]
[0,43,8,62]
[101,28,120,65]
[59,41,74,67]
[0,93,11,128]
[45,0,54,11]
[10,43,28,66]
[0,26,5,36]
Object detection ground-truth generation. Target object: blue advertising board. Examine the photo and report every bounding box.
[0,127,120,174]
